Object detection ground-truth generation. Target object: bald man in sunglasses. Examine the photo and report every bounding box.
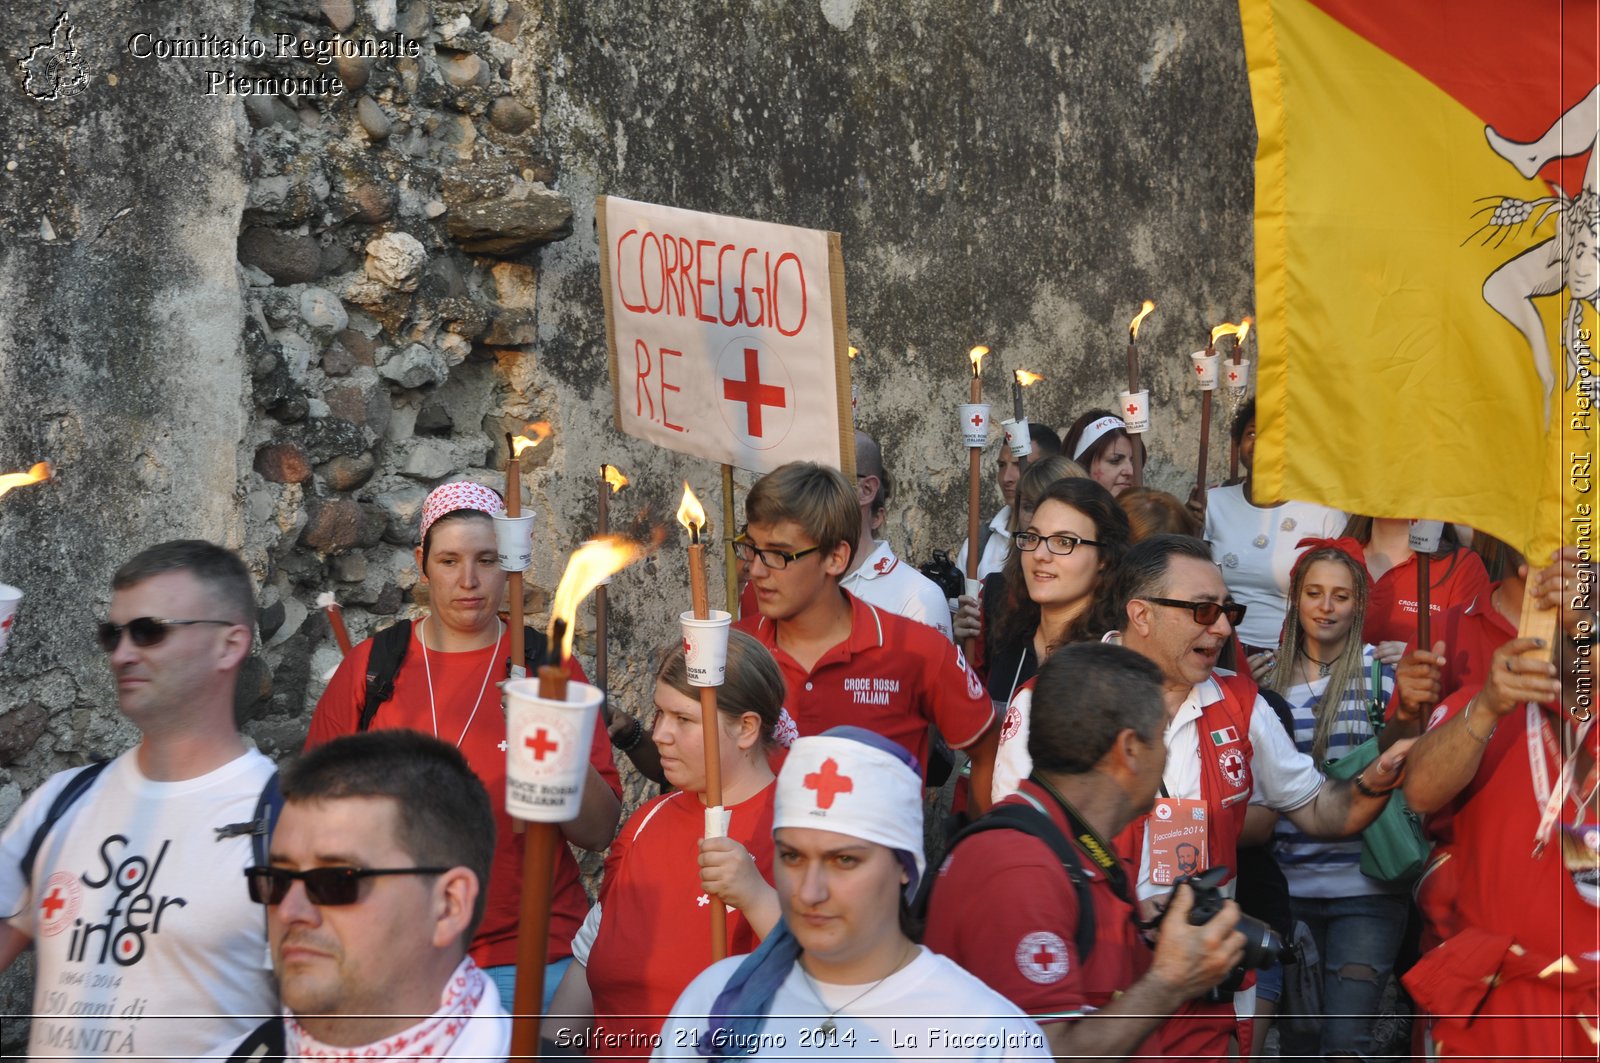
[230,730,509,1062]
[1103,535,1415,1061]
[0,540,279,1060]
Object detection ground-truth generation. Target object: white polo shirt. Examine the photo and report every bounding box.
[841,539,955,641]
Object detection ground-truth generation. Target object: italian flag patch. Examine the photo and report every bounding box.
[1210,726,1240,746]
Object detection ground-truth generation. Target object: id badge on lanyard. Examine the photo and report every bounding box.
[1147,797,1209,886]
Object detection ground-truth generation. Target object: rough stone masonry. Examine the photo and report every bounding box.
[0,0,1255,1037]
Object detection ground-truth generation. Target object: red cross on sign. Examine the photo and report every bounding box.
[722,348,788,437]
[804,757,854,810]
[41,888,66,919]
[525,728,559,761]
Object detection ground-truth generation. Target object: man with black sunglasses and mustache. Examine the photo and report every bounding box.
[0,540,278,1060]
[1104,534,1413,1060]
[230,730,508,1061]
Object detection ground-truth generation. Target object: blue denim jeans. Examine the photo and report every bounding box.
[1279,893,1407,1059]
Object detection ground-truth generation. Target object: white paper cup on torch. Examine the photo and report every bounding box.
[1001,418,1031,459]
[0,584,21,658]
[502,678,603,822]
[491,513,535,572]
[680,609,734,687]
[1224,358,1251,392]
[1408,520,1445,554]
[958,403,991,448]
[1117,390,1151,434]
[1191,351,1221,391]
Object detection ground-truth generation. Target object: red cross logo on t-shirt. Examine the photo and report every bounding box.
[526,729,559,761]
[804,758,854,810]
[722,348,788,437]
[1015,930,1070,985]
[40,887,66,919]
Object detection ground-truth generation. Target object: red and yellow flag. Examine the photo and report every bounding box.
[1242,0,1598,559]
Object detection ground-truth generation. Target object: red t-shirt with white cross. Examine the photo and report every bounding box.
[737,591,995,773]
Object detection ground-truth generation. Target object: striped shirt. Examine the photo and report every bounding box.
[1272,645,1400,898]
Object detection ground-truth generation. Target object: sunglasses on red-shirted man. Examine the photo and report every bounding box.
[1142,596,1247,627]
[95,617,236,652]
[245,865,450,906]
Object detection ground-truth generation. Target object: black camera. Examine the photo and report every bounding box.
[1165,866,1290,997]
[918,549,965,603]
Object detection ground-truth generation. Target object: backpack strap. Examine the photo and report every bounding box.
[917,802,1096,964]
[359,619,415,732]
[214,770,285,869]
[21,760,110,888]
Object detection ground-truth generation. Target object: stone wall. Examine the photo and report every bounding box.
[0,0,1255,1038]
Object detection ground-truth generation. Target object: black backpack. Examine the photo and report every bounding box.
[915,802,1098,964]
[358,618,553,731]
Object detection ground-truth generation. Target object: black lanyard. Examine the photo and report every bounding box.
[1029,773,1132,904]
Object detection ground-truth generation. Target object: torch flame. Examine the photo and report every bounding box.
[848,346,859,360]
[549,536,649,659]
[511,422,553,457]
[969,345,989,376]
[602,464,629,494]
[1015,369,1044,388]
[676,481,707,535]
[1129,301,1156,340]
[1236,317,1252,347]
[0,461,53,503]
[1210,320,1246,345]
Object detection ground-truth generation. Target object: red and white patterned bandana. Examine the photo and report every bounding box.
[284,956,489,1060]
[420,481,505,541]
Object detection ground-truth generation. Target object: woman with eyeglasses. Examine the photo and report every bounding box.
[304,481,623,1012]
[987,477,1131,800]
[545,632,792,1055]
[1260,538,1416,1062]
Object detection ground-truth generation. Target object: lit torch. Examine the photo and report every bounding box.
[509,533,649,1059]
[1228,319,1253,480]
[677,481,731,958]
[961,347,990,660]
[1006,369,1044,474]
[1125,302,1155,488]
[594,465,628,700]
[0,461,52,504]
[505,425,551,680]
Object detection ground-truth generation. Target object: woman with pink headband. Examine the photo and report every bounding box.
[305,480,623,1011]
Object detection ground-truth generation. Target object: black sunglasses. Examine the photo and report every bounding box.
[1143,596,1247,627]
[96,617,235,652]
[245,865,451,907]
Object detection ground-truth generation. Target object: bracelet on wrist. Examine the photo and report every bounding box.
[610,716,645,752]
[1462,697,1495,745]
[1352,770,1389,799]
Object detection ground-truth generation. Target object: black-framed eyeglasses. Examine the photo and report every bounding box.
[96,617,235,652]
[244,865,451,907]
[1143,597,1247,627]
[1013,531,1102,556]
[730,537,823,570]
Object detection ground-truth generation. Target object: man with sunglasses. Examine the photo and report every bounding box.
[1106,534,1411,1060]
[0,540,279,1060]
[734,462,1000,807]
[230,730,508,1061]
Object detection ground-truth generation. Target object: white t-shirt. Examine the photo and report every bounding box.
[654,947,1049,1060]
[1203,485,1345,648]
[991,686,1034,804]
[1133,675,1324,903]
[956,506,1012,584]
[0,747,279,1061]
[842,540,956,642]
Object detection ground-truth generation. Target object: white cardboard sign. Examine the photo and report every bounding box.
[598,195,854,476]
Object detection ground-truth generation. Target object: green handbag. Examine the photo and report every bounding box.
[1323,659,1431,885]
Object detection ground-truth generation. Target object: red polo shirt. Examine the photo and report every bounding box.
[1365,548,1491,647]
[737,591,995,773]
